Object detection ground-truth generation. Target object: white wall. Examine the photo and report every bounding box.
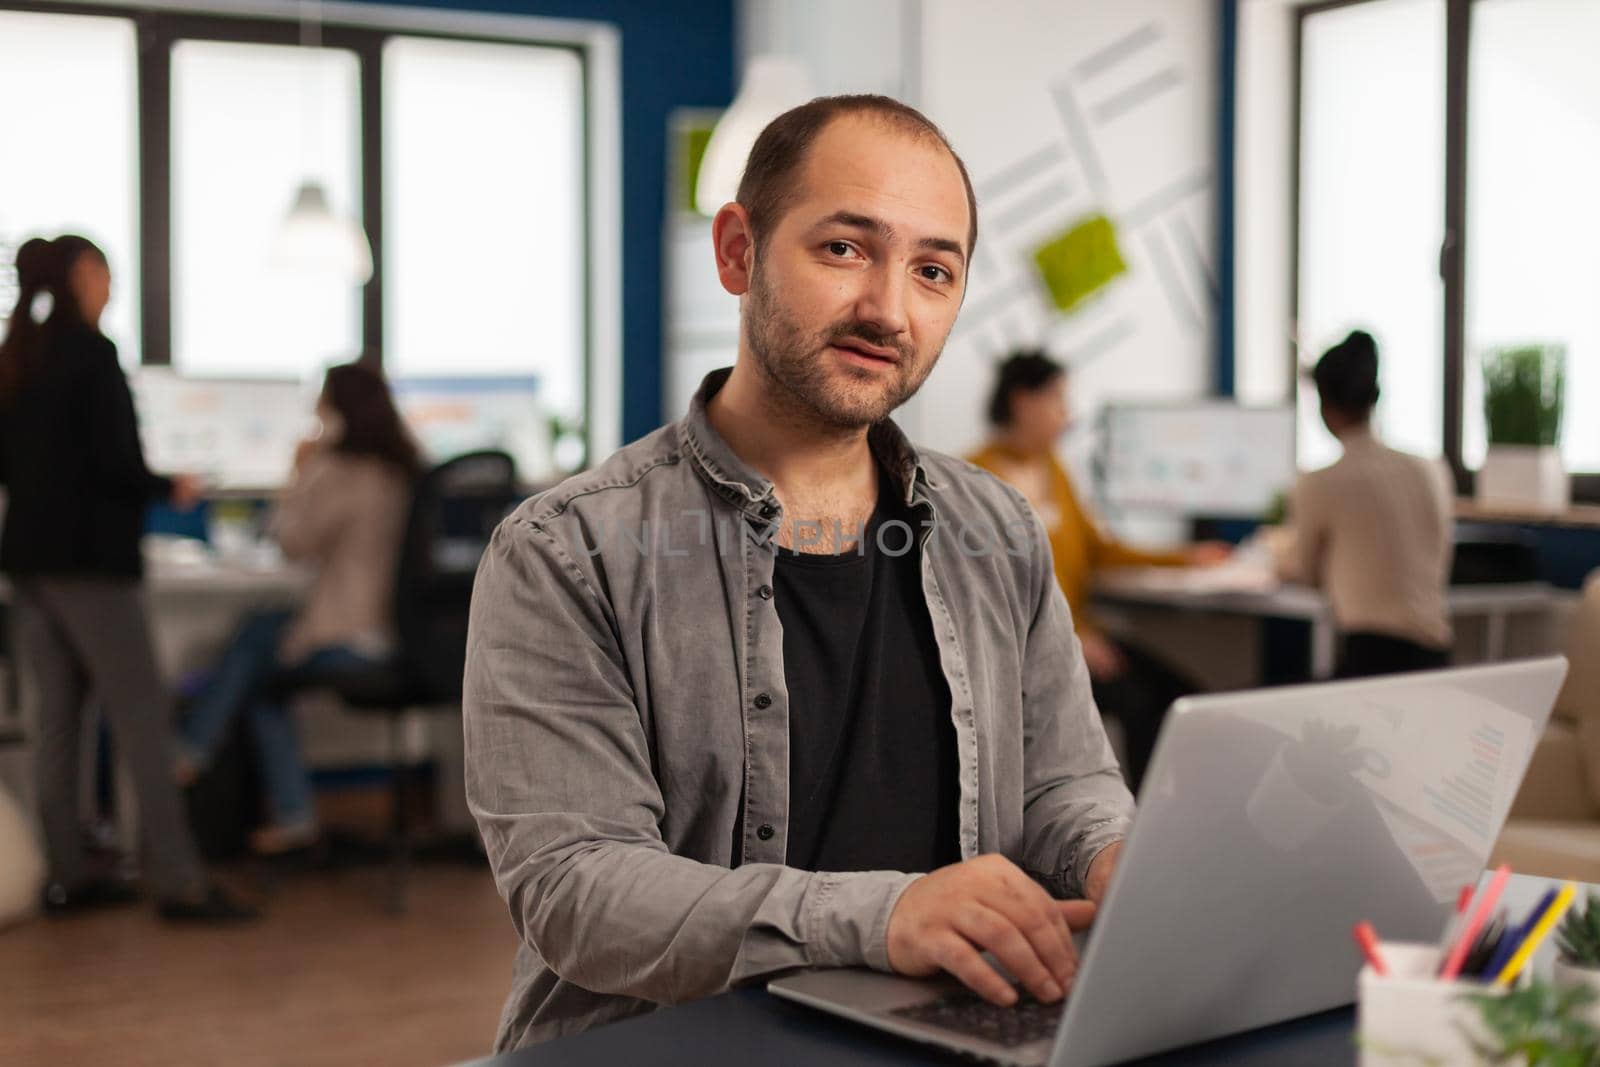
[728,0,1220,477]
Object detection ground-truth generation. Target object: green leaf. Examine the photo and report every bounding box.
[1466,978,1600,1065]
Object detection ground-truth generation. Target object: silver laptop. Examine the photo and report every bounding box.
[770,657,1568,1066]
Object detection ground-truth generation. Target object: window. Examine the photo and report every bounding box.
[1463,0,1600,474]
[1285,0,1600,497]
[0,2,614,485]
[0,10,139,367]
[1297,0,1445,470]
[171,40,363,379]
[382,37,585,425]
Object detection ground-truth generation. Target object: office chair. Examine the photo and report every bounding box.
[277,449,522,912]
[1451,523,1542,585]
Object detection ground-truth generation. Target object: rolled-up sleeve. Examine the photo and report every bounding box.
[1012,505,1135,898]
[463,517,918,1007]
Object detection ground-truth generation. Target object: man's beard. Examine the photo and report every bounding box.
[743,262,938,430]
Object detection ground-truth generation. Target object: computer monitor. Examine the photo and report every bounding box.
[391,376,549,482]
[131,369,314,490]
[1098,401,1297,518]
[133,371,557,491]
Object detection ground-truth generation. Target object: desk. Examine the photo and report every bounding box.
[467,874,1579,1067]
[0,553,312,681]
[463,988,1354,1067]
[143,554,311,679]
[1095,574,1572,680]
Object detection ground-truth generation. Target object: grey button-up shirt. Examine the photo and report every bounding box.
[464,369,1133,1050]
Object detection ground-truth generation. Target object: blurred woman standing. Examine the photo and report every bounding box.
[0,235,252,920]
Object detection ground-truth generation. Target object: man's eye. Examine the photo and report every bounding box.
[826,241,853,257]
[921,265,952,283]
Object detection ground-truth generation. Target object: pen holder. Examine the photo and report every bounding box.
[1357,942,1516,1067]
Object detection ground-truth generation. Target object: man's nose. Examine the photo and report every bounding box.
[853,262,910,341]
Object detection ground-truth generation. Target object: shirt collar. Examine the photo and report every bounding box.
[677,367,940,519]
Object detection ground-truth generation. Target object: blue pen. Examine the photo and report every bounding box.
[1482,888,1558,981]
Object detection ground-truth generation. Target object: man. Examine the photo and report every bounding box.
[463,95,1133,1052]
[1277,329,1454,677]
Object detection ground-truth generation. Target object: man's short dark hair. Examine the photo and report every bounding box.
[736,94,979,259]
[1312,330,1381,415]
[987,349,1065,427]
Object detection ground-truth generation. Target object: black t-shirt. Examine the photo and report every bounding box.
[775,468,961,874]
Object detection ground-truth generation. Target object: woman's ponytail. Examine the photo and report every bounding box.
[0,237,59,401]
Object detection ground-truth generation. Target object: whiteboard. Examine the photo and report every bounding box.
[1099,402,1297,518]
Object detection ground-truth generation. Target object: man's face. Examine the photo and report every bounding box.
[741,115,971,429]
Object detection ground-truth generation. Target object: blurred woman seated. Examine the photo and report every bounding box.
[1275,330,1453,678]
[176,362,421,853]
[968,351,1228,791]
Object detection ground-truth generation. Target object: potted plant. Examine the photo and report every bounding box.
[1465,978,1600,1066]
[1477,343,1569,513]
[1554,892,1600,1022]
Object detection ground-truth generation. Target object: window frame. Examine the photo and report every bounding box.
[1292,0,1599,503]
[0,0,617,466]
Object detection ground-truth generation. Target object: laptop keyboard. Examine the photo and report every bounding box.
[890,988,1065,1048]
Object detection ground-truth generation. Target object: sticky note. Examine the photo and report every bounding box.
[1033,214,1128,313]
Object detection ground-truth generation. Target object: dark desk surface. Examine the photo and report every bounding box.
[465,987,1355,1067]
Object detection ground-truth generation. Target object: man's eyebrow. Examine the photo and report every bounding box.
[815,211,967,266]
[918,235,966,262]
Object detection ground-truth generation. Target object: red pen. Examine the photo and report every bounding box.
[1353,921,1389,976]
[1441,866,1512,980]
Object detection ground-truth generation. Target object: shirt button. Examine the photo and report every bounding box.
[757,824,775,841]
[756,585,774,600]
[753,692,773,710]
[759,502,779,519]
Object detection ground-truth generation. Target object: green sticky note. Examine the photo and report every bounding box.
[1033,214,1127,313]
[683,123,716,216]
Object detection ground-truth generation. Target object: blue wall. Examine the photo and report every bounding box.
[353,0,736,444]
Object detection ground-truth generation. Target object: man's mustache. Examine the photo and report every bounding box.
[824,322,912,364]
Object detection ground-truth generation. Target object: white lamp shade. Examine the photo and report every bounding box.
[694,55,813,216]
[270,180,373,285]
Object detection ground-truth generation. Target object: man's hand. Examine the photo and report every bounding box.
[1083,841,1123,905]
[886,854,1097,1007]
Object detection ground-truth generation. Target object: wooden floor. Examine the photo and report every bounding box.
[0,861,516,1067]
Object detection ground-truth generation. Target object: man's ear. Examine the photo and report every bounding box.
[712,202,756,297]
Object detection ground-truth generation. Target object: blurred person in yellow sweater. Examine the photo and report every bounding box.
[969,351,1228,789]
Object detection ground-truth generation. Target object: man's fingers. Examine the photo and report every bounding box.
[952,905,1065,1003]
[988,868,1077,986]
[989,897,1076,990]
[934,934,1020,1007]
[1056,899,1097,931]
